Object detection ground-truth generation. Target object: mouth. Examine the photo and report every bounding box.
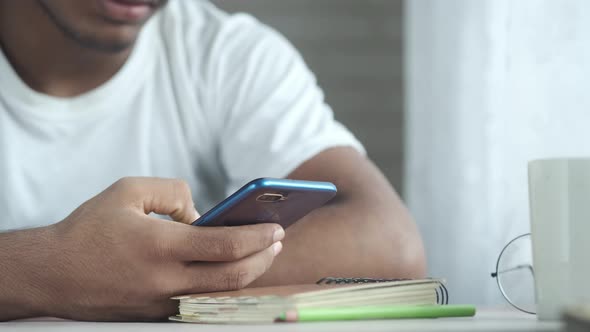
[99,0,162,23]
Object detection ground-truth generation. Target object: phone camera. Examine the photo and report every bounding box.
[256,193,286,202]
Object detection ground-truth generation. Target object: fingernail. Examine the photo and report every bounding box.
[272,241,283,256]
[273,228,285,242]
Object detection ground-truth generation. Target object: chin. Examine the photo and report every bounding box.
[93,40,136,53]
[76,26,142,53]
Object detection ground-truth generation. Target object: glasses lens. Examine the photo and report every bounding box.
[496,234,536,314]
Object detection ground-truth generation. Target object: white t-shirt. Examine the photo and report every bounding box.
[0,1,363,231]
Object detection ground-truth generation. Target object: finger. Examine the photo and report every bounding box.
[182,242,282,294]
[111,177,199,224]
[159,222,285,262]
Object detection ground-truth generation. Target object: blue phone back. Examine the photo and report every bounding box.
[192,178,337,228]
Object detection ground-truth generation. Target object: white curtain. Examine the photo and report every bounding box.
[405,0,590,305]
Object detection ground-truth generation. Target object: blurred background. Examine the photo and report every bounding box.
[211,0,590,306]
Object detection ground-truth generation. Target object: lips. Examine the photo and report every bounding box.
[100,0,160,23]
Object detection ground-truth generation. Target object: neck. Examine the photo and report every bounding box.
[0,1,132,97]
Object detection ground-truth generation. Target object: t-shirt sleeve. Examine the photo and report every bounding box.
[208,14,366,194]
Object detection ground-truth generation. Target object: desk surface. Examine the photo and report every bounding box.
[1,309,561,332]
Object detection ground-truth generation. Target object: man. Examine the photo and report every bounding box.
[0,0,425,321]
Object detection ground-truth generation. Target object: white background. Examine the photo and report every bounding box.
[405,0,590,304]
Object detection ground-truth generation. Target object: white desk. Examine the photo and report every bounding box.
[1,309,561,332]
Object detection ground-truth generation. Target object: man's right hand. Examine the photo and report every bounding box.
[0,177,284,321]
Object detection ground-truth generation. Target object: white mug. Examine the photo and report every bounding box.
[528,158,590,320]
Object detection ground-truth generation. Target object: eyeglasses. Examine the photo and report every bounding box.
[490,233,536,314]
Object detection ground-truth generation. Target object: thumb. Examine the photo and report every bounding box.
[111,177,199,224]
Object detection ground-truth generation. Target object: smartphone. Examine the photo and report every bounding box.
[192,178,337,228]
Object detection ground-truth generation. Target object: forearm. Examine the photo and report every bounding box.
[252,148,427,286]
[0,226,55,321]
[254,195,425,285]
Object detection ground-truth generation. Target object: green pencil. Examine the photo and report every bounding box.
[278,305,476,322]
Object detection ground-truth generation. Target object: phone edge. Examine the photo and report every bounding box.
[191,178,337,226]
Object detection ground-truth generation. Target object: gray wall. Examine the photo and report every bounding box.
[211,0,405,192]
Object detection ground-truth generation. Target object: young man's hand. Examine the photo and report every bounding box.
[0,177,283,321]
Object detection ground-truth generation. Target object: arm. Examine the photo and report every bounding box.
[252,147,426,286]
[0,227,55,320]
[0,178,283,321]
[208,18,425,284]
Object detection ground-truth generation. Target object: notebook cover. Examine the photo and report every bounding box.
[173,278,443,301]
[171,283,340,300]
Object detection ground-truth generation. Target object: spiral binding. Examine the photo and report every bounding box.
[316,277,449,305]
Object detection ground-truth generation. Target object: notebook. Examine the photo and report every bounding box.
[170,277,448,324]
[564,305,590,332]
